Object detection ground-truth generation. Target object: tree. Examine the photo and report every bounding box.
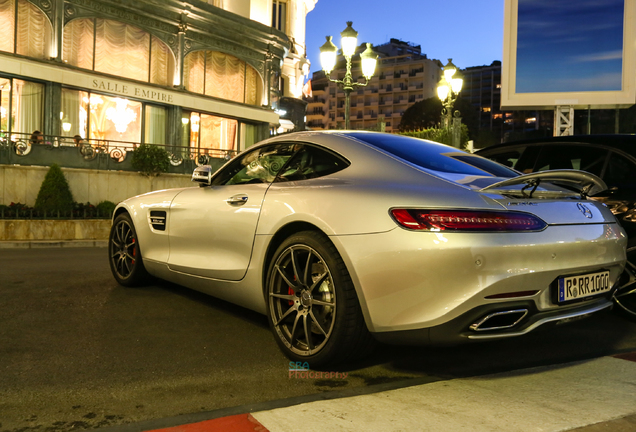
[34,164,74,213]
[398,96,480,140]
[398,97,443,131]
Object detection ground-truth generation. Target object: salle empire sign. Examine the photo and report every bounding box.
[91,79,174,103]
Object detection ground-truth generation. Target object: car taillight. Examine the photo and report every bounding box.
[390,209,547,232]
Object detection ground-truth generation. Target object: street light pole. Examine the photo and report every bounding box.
[320,22,378,130]
[437,58,463,147]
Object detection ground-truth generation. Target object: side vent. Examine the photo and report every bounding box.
[149,210,166,231]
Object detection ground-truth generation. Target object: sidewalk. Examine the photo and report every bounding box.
[102,353,636,432]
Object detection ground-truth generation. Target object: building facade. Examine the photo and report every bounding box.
[462,60,516,145]
[305,39,442,132]
[0,0,315,164]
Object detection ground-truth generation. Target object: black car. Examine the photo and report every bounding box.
[477,135,636,318]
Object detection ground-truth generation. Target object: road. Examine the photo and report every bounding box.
[1,247,635,431]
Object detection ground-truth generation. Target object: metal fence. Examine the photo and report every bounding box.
[0,131,235,175]
[0,204,112,220]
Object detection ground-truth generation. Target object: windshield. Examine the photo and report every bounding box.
[347,132,517,178]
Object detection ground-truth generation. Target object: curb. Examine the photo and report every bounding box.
[148,414,268,432]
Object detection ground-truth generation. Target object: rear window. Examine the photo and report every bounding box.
[348,133,517,178]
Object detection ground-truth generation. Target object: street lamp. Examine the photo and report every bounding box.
[437,58,463,147]
[320,21,378,129]
[437,58,463,126]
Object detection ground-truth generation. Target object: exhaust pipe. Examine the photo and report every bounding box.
[470,309,528,331]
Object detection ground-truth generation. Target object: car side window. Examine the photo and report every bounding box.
[484,148,525,169]
[534,144,608,176]
[275,144,349,182]
[211,144,297,186]
[604,152,636,188]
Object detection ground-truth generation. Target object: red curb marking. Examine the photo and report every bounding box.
[146,413,269,432]
[613,352,636,362]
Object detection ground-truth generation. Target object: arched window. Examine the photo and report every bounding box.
[63,18,175,86]
[184,50,261,106]
[0,0,52,59]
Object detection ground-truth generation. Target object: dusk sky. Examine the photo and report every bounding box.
[305,0,504,77]
[515,0,624,93]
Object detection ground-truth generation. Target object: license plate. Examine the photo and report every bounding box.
[558,271,611,303]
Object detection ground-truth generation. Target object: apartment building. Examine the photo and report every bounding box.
[461,61,513,144]
[305,38,442,132]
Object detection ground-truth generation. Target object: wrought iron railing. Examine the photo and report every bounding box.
[0,204,112,220]
[0,131,237,175]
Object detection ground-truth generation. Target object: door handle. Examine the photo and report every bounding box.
[226,194,248,205]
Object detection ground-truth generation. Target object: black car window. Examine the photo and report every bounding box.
[211,143,297,186]
[604,152,636,188]
[534,144,608,176]
[275,144,349,182]
[348,132,517,177]
[482,148,525,169]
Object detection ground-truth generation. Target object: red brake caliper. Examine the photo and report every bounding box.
[131,238,136,265]
[288,287,294,306]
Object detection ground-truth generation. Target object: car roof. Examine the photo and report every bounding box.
[478,134,636,157]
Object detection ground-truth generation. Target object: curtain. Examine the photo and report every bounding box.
[16,0,51,59]
[0,0,15,53]
[150,36,174,86]
[184,51,205,94]
[245,64,259,106]
[0,78,9,131]
[242,123,257,149]
[144,105,166,145]
[61,88,82,137]
[62,18,94,69]
[13,79,44,136]
[199,114,237,153]
[205,51,244,103]
[94,19,149,82]
[189,112,200,150]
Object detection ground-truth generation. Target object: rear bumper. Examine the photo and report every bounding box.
[371,297,613,345]
[333,222,626,334]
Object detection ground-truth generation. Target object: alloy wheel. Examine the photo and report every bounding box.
[614,244,636,318]
[110,218,137,279]
[268,244,336,356]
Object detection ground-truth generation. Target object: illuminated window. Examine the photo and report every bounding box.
[144,105,166,145]
[482,107,491,112]
[493,113,503,119]
[0,78,44,136]
[0,78,9,131]
[62,18,174,85]
[525,117,537,124]
[0,0,52,59]
[183,51,261,106]
[61,90,140,144]
[185,110,238,156]
[0,0,15,53]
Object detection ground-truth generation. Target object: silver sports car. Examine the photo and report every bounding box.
[109,131,627,366]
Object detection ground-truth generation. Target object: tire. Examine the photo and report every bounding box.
[266,231,375,367]
[614,238,636,320]
[109,212,149,287]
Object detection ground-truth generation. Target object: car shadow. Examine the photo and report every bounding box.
[149,278,271,330]
[342,311,636,378]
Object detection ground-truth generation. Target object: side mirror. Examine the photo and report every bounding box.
[192,165,213,186]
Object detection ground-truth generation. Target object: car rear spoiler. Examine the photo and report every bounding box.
[479,169,607,198]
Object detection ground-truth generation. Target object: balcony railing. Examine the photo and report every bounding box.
[0,131,236,175]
